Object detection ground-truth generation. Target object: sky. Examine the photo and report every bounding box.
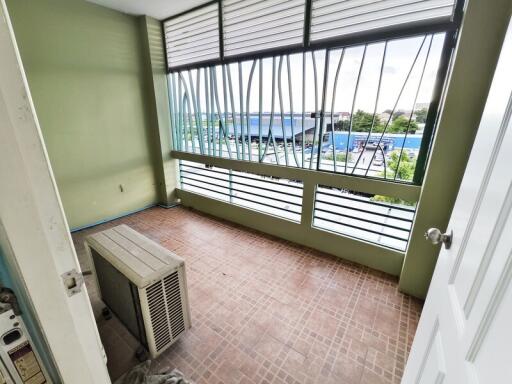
[172,33,446,117]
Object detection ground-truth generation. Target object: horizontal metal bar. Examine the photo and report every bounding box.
[314,207,411,233]
[173,151,421,201]
[315,198,413,223]
[180,176,303,206]
[180,168,303,197]
[313,215,409,243]
[180,162,304,189]
[316,189,416,212]
[180,181,302,215]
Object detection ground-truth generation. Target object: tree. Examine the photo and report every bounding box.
[386,149,416,180]
[324,152,351,162]
[414,107,428,124]
[392,111,405,120]
[372,150,417,205]
[334,110,384,132]
[388,115,418,134]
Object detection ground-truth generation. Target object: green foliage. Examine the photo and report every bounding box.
[324,151,351,162]
[372,194,415,206]
[386,149,416,180]
[388,115,418,133]
[335,110,384,132]
[372,149,417,206]
[334,110,418,134]
[392,111,405,120]
[414,108,428,123]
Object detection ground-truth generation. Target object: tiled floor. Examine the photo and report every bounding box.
[72,206,423,384]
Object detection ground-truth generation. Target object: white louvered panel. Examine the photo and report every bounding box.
[223,0,306,57]
[310,0,456,42]
[164,271,186,339]
[146,280,172,351]
[164,2,220,69]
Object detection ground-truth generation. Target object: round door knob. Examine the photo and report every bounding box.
[425,228,452,249]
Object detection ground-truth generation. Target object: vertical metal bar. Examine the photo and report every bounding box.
[222,64,230,158]
[316,50,330,171]
[303,0,312,48]
[261,57,280,165]
[278,56,289,166]
[167,75,177,150]
[218,0,225,60]
[195,70,203,154]
[172,73,180,151]
[204,67,212,156]
[394,35,434,181]
[413,31,456,184]
[209,67,216,156]
[183,94,190,152]
[212,66,232,158]
[196,69,205,154]
[344,44,367,174]
[238,62,245,160]
[228,169,233,203]
[309,51,319,169]
[301,52,306,168]
[246,60,257,162]
[351,42,388,174]
[287,55,300,167]
[188,70,204,154]
[178,75,186,151]
[329,48,345,173]
[226,64,240,159]
[258,58,263,161]
[179,72,196,153]
[365,35,428,177]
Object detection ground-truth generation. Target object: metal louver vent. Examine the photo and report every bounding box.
[164,271,186,339]
[310,0,456,42]
[164,2,221,69]
[146,280,171,351]
[223,0,306,57]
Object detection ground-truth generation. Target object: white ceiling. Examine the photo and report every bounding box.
[85,0,210,20]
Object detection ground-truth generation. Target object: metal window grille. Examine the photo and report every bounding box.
[168,33,446,183]
[179,160,303,222]
[313,185,416,251]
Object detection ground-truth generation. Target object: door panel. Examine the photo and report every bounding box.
[402,16,512,384]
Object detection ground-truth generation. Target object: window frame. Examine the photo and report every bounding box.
[162,0,466,185]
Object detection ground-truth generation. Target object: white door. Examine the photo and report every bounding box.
[0,2,111,383]
[402,17,512,384]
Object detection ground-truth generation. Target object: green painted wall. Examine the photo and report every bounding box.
[399,0,512,298]
[6,0,162,229]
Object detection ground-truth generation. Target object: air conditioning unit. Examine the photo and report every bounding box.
[0,303,50,384]
[85,225,191,359]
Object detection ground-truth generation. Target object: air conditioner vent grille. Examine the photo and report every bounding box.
[146,280,171,351]
[164,272,186,339]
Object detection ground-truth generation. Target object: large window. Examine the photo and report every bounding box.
[164,0,462,184]
[168,33,446,182]
[163,0,463,251]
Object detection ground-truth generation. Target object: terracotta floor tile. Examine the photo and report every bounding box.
[72,206,422,384]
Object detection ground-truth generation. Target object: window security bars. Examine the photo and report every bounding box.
[169,33,446,183]
[313,185,416,251]
[179,160,303,222]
